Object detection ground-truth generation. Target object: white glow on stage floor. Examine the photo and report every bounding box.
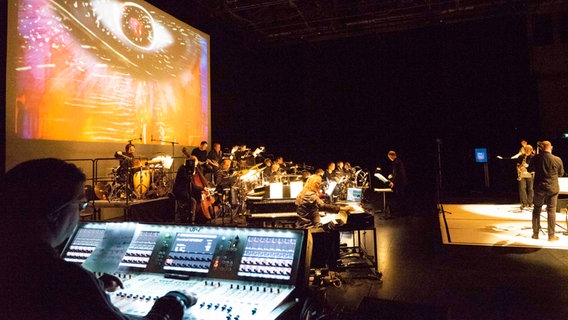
[439,204,568,249]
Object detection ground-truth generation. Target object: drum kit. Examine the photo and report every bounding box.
[96,155,174,201]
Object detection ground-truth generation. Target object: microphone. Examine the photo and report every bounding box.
[151,135,154,142]
[139,134,143,141]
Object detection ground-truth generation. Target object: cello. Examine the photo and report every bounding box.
[183,148,216,221]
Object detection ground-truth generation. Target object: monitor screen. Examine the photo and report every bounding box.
[475,148,488,163]
[61,222,306,284]
[346,188,362,202]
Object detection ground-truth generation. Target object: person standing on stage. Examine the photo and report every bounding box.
[517,144,535,210]
[190,141,208,167]
[172,158,206,224]
[528,141,564,241]
[387,150,407,214]
[1,158,194,320]
[207,142,223,182]
[511,139,529,159]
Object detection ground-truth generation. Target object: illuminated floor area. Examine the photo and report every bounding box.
[439,204,568,249]
[319,200,568,319]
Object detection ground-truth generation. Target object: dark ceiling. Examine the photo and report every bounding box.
[146,0,568,46]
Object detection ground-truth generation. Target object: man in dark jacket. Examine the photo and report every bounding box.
[528,141,565,241]
[1,158,193,320]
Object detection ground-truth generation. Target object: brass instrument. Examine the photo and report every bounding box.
[516,155,531,181]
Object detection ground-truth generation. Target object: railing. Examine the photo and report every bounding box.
[64,156,186,202]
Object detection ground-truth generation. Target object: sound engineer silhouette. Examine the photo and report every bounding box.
[0,158,196,320]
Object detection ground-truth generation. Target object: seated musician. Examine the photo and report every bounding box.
[114,143,136,176]
[113,143,138,197]
[265,163,281,183]
[322,162,336,183]
[295,174,353,229]
[262,158,272,176]
[172,157,205,224]
[213,159,237,206]
[214,159,235,191]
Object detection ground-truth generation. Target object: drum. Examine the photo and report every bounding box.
[133,169,151,197]
[94,181,111,200]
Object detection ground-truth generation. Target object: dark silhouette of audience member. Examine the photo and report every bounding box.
[1,158,194,320]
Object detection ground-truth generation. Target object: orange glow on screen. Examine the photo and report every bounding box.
[10,0,210,145]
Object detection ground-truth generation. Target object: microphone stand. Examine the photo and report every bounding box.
[151,137,179,159]
[436,138,451,242]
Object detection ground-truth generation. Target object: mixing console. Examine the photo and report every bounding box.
[61,222,306,319]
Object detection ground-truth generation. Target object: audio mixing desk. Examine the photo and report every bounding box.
[61,222,307,319]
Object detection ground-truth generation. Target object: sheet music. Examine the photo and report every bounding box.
[336,201,365,214]
[374,173,390,183]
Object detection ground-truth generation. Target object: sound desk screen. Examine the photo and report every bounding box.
[61,222,305,284]
[61,223,306,319]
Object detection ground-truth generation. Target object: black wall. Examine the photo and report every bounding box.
[207,16,547,208]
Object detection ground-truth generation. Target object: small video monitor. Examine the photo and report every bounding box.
[346,188,363,202]
[475,148,488,163]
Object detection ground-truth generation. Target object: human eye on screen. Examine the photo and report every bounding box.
[92,1,173,51]
[50,0,196,77]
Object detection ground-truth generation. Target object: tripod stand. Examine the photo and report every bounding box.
[216,188,237,226]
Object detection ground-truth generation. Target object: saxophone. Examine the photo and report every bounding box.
[517,156,527,181]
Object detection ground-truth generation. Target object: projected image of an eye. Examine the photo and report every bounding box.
[121,4,154,49]
[49,0,199,77]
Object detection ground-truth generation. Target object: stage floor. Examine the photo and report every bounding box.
[439,203,568,249]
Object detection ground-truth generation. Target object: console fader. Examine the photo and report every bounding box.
[61,222,306,320]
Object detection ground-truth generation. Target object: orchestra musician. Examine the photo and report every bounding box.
[265,163,281,183]
[517,144,535,210]
[275,156,287,173]
[334,161,345,177]
[295,174,353,229]
[172,158,202,224]
[511,139,529,159]
[233,145,251,170]
[114,143,136,177]
[207,142,223,180]
[322,162,336,183]
[113,143,139,198]
[1,158,194,320]
[189,141,208,169]
[214,159,235,191]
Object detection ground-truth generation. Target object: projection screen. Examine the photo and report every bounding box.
[5,0,210,169]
